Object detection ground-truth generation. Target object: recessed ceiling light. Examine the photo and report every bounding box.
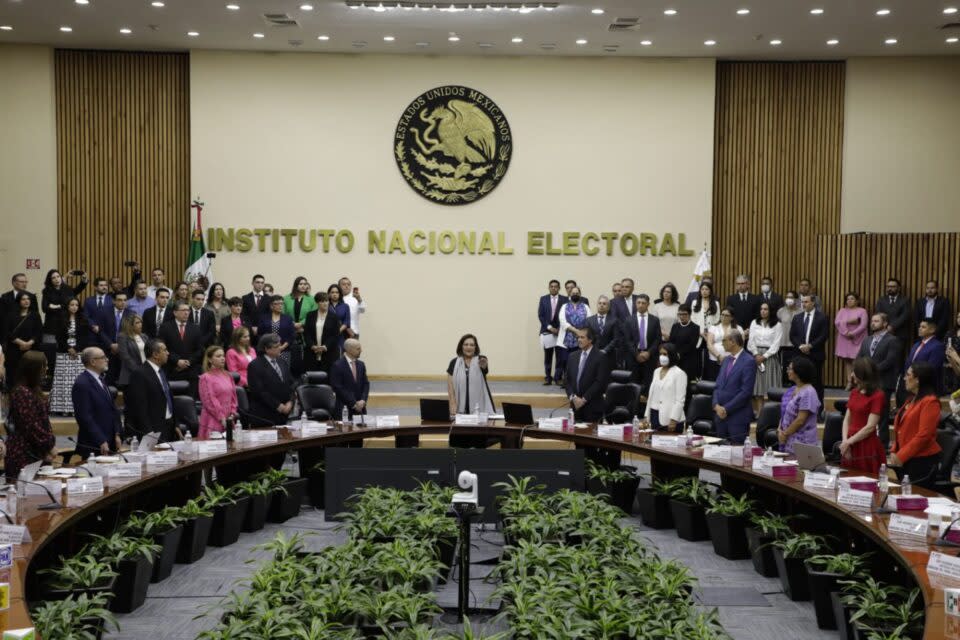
[945,7,959,15]
[576,38,588,45]
[736,8,750,15]
[810,8,824,15]
[300,3,314,9]
[947,36,959,43]
[383,35,395,41]
[664,8,677,15]
[640,39,652,46]
[511,36,523,43]
[0,25,13,31]
[591,8,604,14]
[827,39,839,45]
[226,3,239,9]
[75,0,89,5]
[151,1,164,6]
[415,41,429,47]
[317,35,330,40]
[704,39,716,46]
[187,31,199,37]
[478,42,493,48]
[876,8,890,16]
[120,28,132,34]
[770,39,782,45]
[884,37,897,44]
[253,32,264,38]
[60,26,73,32]
[449,35,460,41]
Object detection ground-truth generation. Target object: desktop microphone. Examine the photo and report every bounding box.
[547,398,572,418]
[936,517,960,548]
[0,508,12,524]
[17,479,64,510]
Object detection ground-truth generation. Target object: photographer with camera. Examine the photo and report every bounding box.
[41,268,88,337]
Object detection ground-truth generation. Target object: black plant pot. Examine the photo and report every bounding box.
[267,478,309,523]
[745,527,778,577]
[43,575,117,603]
[242,493,269,532]
[636,489,674,529]
[209,497,251,547]
[110,555,153,613]
[151,525,184,583]
[772,547,811,600]
[668,499,709,541]
[705,512,750,560]
[586,470,641,514]
[80,615,110,640]
[176,515,213,564]
[805,563,844,629]
[308,469,325,508]
[436,536,456,581]
[831,591,855,640]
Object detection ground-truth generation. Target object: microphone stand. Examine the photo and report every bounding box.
[18,479,64,510]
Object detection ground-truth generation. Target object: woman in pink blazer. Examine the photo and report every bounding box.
[834,291,868,382]
[198,346,238,439]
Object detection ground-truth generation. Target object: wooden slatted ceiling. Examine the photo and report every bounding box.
[816,233,960,388]
[55,50,190,288]
[712,61,844,308]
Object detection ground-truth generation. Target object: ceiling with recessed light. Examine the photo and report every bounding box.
[0,0,958,57]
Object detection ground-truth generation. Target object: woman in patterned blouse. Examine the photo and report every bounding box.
[4,351,56,481]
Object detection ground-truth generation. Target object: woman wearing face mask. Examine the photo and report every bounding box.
[556,287,591,378]
[644,343,687,432]
[777,290,801,387]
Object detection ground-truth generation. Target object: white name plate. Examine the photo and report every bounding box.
[375,415,401,428]
[25,479,63,497]
[703,445,734,463]
[837,485,874,509]
[197,440,228,455]
[295,423,329,437]
[66,476,104,495]
[244,430,279,444]
[121,452,148,464]
[537,418,565,431]
[888,513,929,539]
[596,424,626,439]
[454,414,480,426]
[651,435,684,448]
[803,472,836,490]
[146,451,179,466]
[107,463,143,479]
[0,525,27,546]
[928,551,960,584]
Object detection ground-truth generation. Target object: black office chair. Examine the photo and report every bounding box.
[235,387,250,424]
[755,401,781,449]
[172,395,199,437]
[609,369,633,384]
[691,419,716,437]
[694,380,716,395]
[834,399,848,414]
[766,387,787,402]
[604,382,642,422]
[821,411,843,459]
[932,428,960,495]
[297,384,337,421]
[168,380,190,395]
[685,394,713,424]
[302,371,329,385]
[228,371,240,385]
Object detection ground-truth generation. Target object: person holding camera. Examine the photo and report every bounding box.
[41,268,88,339]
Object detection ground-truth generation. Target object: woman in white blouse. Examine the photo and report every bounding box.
[644,343,688,432]
[652,283,681,341]
[747,301,784,411]
[704,306,744,381]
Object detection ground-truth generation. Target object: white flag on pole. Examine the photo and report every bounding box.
[687,249,711,295]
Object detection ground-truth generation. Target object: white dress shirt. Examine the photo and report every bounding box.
[708,325,744,362]
[343,293,366,336]
[644,366,688,424]
[747,321,783,358]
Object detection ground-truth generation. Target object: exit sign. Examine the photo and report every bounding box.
[25,259,40,270]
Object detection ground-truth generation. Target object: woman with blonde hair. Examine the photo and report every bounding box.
[226,326,256,387]
[116,314,146,389]
[198,345,237,439]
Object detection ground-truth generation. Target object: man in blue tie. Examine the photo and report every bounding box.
[72,347,123,458]
[124,339,176,441]
[712,332,757,444]
[565,327,610,423]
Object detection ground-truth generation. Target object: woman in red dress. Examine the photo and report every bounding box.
[839,357,887,473]
[4,351,57,481]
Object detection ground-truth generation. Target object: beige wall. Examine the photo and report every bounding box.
[190,52,716,376]
[841,57,960,233]
[0,45,57,289]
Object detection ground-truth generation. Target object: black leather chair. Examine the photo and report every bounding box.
[755,401,781,449]
[168,380,190,395]
[302,371,329,385]
[694,380,716,395]
[691,419,716,437]
[172,395,199,437]
[834,399,848,414]
[821,411,843,458]
[932,428,960,495]
[686,394,713,424]
[766,387,787,402]
[609,369,633,384]
[604,382,642,421]
[296,384,337,421]
[228,371,240,385]
[235,387,250,424]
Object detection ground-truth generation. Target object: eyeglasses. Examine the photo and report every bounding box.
[92,355,108,361]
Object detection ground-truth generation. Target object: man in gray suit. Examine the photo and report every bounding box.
[875,278,911,349]
[855,312,901,449]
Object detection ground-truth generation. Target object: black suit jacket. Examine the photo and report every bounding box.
[187,306,217,348]
[124,362,174,441]
[565,347,611,422]
[726,293,762,329]
[158,322,204,381]
[758,291,784,315]
[618,313,663,359]
[330,356,370,417]
[856,332,902,391]
[790,310,830,361]
[241,292,271,328]
[142,305,173,340]
[875,295,911,345]
[609,295,638,322]
[915,296,952,339]
[219,315,251,348]
[100,308,135,347]
[246,356,296,426]
[303,309,341,371]
[585,314,619,354]
[72,370,122,456]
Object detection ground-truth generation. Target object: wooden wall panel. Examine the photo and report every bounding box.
[816,233,960,387]
[55,50,190,288]
[712,61,844,307]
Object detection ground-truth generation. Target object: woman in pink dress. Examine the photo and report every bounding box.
[226,326,256,387]
[834,291,868,382]
[198,346,238,439]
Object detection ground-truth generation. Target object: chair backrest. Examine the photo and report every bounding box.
[228,371,240,384]
[833,399,848,414]
[694,380,716,395]
[297,384,337,415]
[609,369,633,384]
[302,371,329,385]
[935,429,960,482]
[686,394,713,424]
[690,419,715,437]
[604,382,638,410]
[607,407,632,425]
[766,387,787,402]
[168,380,190,395]
[821,411,843,456]
[172,394,199,433]
[756,401,781,431]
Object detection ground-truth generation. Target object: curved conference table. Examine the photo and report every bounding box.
[0,419,954,639]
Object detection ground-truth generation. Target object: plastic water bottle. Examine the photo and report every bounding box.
[878,464,889,493]
[234,421,243,443]
[6,485,18,523]
[130,435,139,452]
[183,430,193,456]
[684,424,694,447]
[474,402,480,416]
[567,408,576,431]
[901,474,912,496]
[742,437,754,465]
[342,406,350,426]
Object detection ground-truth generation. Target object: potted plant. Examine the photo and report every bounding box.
[635,478,675,529]
[771,533,826,601]
[235,477,273,532]
[175,498,215,564]
[745,511,794,577]
[804,552,869,630]
[254,468,309,523]
[704,492,755,560]
[38,554,118,603]
[121,507,184,583]
[843,579,922,640]
[32,592,119,640]
[665,477,714,541]
[201,483,250,548]
[585,459,642,514]
[491,474,546,527]
[86,532,161,613]
[307,460,326,508]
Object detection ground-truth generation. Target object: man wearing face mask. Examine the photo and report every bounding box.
[876,278,911,348]
[855,313,901,448]
[777,290,801,386]
[758,276,784,315]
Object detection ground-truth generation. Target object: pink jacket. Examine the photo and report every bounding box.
[198,370,238,439]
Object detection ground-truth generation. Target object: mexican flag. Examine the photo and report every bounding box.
[686,248,711,295]
[185,199,212,286]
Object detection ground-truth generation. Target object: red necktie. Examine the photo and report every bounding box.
[179,323,185,339]
[350,360,358,381]
[912,341,925,362]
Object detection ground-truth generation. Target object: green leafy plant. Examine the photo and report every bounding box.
[177,497,214,520]
[32,592,118,640]
[234,477,274,497]
[661,477,714,506]
[491,474,546,520]
[199,483,240,508]
[86,532,161,564]
[586,459,638,487]
[120,506,183,536]
[253,468,290,495]
[749,511,799,539]
[39,554,118,590]
[705,492,756,517]
[843,578,923,635]
[773,533,827,559]
[806,552,871,577]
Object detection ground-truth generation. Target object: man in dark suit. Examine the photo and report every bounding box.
[537,280,568,385]
[711,332,757,444]
[565,326,611,423]
[100,291,135,384]
[142,288,172,339]
[899,318,946,400]
[71,347,122,458]
[855,313,902,448]
[609,277,638,321]
[124,339,176,441]
[82,277,113,339]
[726,274,762,334]
[246,333,296,426]
[790,294,829,406]
[875,278,911,348]
[758,275,784,315]
[188,289,217,348]
[617,294,662,387]
[330,338,370,420]
[585,295,618,356]
[158,301,204,397]
[914,280,952,339]
[241,274,270,334]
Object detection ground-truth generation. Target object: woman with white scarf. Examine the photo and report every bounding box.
[447,333,497,448]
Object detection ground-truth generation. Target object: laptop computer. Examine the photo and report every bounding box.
[419,398,451,422]
[793,442,841,473]
[502,402,534,426]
